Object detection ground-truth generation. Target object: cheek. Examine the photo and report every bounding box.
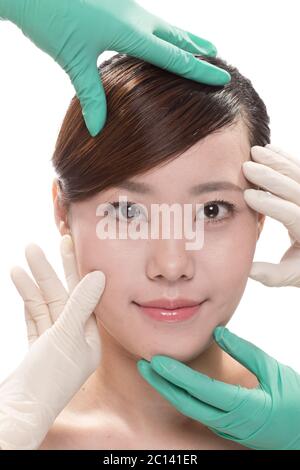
[69,211,127,277]
[71,224,141,313]
[73,231,132,280]
[203,209,258,314]
[71,230,101,277]
[70,205,143,279]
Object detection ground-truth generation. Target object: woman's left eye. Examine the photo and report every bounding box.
[197,200,237,224]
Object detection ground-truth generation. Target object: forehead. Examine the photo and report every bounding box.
[72,119,254,212]
[120,119,251,194]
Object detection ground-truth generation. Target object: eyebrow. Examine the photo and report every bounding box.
[115,180,244,195]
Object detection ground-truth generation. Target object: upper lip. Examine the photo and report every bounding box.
[135,298,203,309]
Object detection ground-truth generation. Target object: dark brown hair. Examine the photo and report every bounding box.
[52,53,270,207]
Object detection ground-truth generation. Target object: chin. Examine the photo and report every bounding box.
[139,341,212,363]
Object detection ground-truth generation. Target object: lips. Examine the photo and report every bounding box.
[134,298,202,309]
[133,299,206,323]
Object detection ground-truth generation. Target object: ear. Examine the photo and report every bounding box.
[52,178,71,236]
[257,213,265,240]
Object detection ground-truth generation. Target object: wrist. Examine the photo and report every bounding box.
[0,397,56,450]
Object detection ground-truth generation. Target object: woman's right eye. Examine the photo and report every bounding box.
[108,201,148,222]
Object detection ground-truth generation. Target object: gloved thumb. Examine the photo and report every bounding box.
[67,58,107,137]
[249,261,292,286]
[54,271,105,338]
[213,325,275,389]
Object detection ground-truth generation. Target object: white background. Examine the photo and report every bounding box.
[0,0,299,382]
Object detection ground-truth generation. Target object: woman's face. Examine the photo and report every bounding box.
[55,119,265,363]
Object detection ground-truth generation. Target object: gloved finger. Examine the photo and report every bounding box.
[149,355,246,412]
[137,359,224,425]
[80,272,105,344]
[243,189,300,243]
[153,22,217,56]
[60,248,106,341]
[60,235,81,294]
[24,305,40,348]
[10,266,52,335]
[126,31,230,86]
[243,161,300,206]
[265,144,300,168]
[248,260,300,287]
[55,271,105,342]
[67,56,107,137]
[213,326,276,391]
[251,146,300,184]
[25,244,69,323]
[24,305,38,346]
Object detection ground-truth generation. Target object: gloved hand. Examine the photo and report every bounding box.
[0,0,230,137]
[242,144,300,287]
[137,326,300,450]
[0,235,106,450]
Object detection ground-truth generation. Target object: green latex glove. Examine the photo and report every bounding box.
[0,0,231,137]
[137,326,300,450]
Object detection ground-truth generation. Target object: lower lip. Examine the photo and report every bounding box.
[134,301,206,323]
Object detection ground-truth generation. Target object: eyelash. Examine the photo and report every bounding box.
[107,199,237,225]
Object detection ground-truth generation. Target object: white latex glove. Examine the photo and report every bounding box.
[0,235,105,450]
[243,144,300,287]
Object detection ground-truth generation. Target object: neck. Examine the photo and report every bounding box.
[79,323,240,434]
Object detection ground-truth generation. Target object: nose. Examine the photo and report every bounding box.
[146,237,195,282]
